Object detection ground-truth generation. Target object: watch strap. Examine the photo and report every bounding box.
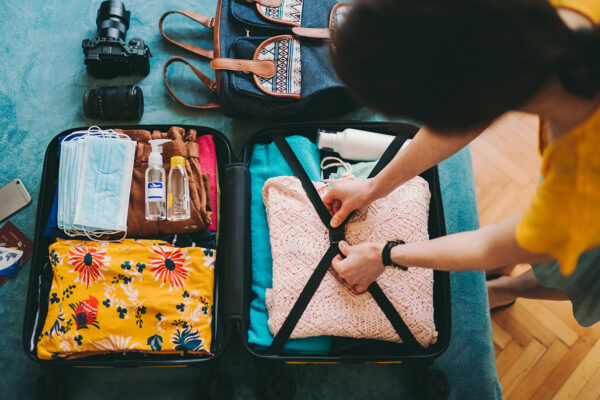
[382,240,408,271]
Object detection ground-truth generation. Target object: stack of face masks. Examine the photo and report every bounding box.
[57,127,136,240]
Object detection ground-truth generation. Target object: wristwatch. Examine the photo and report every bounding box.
[381,240,408,271]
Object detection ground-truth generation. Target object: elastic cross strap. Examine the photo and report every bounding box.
[368,283,420,348]
[272,135,332,226]
[367,134,406,179]
[267,246,339,354]
[267,134,420,354]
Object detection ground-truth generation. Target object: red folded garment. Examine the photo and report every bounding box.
[197,135,218,231]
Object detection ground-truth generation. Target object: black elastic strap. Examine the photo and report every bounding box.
[267,245,340,354]
[368,282,420,348]
[367,134,407,179]
[272,135,332,226]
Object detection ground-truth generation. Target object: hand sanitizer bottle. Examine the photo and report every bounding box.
[145,139,170,221]
[167,156,190,221]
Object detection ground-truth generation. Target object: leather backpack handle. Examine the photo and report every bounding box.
[159,11,215,59]
[163,57,220,110]
[249,0,283,7]
[209,58,276,78]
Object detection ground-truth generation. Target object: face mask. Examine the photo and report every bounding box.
[58,127,136,240]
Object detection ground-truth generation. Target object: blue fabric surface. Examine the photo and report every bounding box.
[248,136,332,353]
[436,149,502,400]
[0,0,499,398]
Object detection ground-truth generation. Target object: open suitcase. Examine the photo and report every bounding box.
[23,120,451,400]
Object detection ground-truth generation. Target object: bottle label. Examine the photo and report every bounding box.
[147,182,165,201]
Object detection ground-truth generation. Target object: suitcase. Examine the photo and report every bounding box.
[23,120,451,400]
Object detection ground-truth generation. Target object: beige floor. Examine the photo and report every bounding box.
[470,112,600,400]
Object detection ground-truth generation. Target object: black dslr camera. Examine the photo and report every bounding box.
[82,1,151,79]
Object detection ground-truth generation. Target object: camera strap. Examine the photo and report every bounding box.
[266,134,420,355]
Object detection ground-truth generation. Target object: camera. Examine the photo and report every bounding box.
[82,1,151,79]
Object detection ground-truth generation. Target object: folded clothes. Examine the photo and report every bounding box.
[264,176,437,346]
[197,135,219,232]
[37,239,215,360]
[249,136,332,354]
[117,127,213,237]
[157,231,217,250]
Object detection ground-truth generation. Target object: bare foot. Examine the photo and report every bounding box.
[486,265,518,277]
[487,275,516,310]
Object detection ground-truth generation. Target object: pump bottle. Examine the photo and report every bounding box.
[145,139,170,221]
[317,129,406,161]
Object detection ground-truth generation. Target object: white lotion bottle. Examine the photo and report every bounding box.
[317,128,410,161]
[145,139,171,221]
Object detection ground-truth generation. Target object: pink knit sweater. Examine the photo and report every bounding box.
[263,176,437,346]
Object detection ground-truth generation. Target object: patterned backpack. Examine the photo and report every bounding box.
[159,0,355,120]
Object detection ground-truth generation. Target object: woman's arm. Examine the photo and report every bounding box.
[390,215,552,271]
[332,215,552,293]
[367,125,483,200]
[325,124,483,227]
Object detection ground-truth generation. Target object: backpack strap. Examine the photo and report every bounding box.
[248,0,283,7]
[210,58,276,78]
[163,57,220,110]
[159,11,215,59]
[291,27,331,39]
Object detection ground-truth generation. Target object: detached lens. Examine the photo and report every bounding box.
[96,0,130,40]
[83,85,144,121]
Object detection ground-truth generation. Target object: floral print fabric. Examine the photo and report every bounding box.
[37,239,215,360]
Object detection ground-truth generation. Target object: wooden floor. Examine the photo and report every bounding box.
[470,112,600,400]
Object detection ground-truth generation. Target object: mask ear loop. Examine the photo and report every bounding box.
[320,156,353,182]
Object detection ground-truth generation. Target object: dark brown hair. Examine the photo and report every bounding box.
[331,0,600,131]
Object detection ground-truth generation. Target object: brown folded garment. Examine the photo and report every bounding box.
[117,127,212,237]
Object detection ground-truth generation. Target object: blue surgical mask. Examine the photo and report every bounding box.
[57,128,135,239]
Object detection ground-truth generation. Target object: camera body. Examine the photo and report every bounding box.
[82,1,150,79]
[82,37,150,79]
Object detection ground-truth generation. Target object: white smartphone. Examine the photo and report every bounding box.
[0,179,32,221]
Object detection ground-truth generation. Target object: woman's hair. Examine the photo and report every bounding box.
[331,0,600,131]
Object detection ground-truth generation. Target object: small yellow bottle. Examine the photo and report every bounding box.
[166,156,190,221]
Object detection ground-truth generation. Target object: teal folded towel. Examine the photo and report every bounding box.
[248,136,332,353]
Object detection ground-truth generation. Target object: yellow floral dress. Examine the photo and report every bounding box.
[37,239,215,359]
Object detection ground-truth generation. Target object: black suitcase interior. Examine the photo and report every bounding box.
[23,121,451,376]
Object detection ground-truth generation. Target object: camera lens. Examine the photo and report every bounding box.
[96,1,130,41]
[83,85,144,121]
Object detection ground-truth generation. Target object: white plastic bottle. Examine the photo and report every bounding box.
[317,128,397,161]
[145,139,171,221]
[167,156,190,221]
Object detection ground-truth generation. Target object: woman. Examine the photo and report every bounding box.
[326,0,600,326]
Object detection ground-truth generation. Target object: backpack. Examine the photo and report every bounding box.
[159,0,356,120]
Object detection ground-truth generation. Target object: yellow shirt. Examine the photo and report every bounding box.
[550,0,600,23]
[517,106,600,275]
[516,0,600,275]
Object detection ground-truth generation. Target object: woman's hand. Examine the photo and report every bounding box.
[331,240,386,293]
[323,179,376,228]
